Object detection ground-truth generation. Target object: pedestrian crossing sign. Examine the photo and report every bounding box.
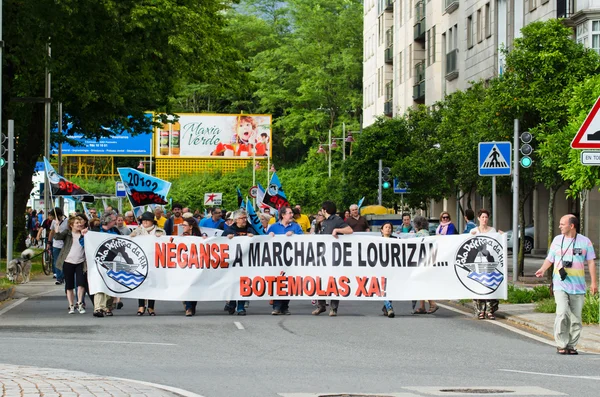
[478,142,512,176]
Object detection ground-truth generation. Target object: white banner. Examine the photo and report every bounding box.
[85,232,508,301]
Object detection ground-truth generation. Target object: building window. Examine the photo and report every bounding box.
[378,67,382,98]
[577,22,589,47]
[467,15,474,48]
[529,0,537,12]
[427,29,431,66]
[409,44,413,77]
[399,0,403,26]
[592,21,600,54]
[485,3,491,38]
[399,51,403,83]
[432,26,436,63]
[409,0,413,19]
[427,26,436,65]
[477,9,483,43]
[379,15,385,46]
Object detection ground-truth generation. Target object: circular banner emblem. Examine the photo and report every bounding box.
[267,183,279,196]
[94,237,149,294]
[454,235,504,295]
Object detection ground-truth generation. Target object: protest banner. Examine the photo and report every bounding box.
[85,232,508,301]
[117,167,171,207]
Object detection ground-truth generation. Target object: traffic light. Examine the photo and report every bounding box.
[382,167,391,189]
[0,133,6,168]
[520,131,533,168]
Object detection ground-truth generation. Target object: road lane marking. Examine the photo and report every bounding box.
[234,321,245,330]
[499,369,600,381]
[438,303,600,355]
[0,298,28,316]
[0,337,176,346]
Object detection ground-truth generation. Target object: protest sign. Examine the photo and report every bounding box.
[117,167,170,207]
[86,232,508,301]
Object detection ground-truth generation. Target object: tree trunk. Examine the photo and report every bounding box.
[518,200,526,277]
[579,190,587,234]
[546,185,558,282]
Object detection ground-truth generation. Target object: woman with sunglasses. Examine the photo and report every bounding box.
[470,209,499,320]
[436,212,456,235]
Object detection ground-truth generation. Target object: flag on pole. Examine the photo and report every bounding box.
[43,157,89,196]
[357,196,365,209]
[256,183,266,208]
[237,187,244,208]
[117,167,171,207]
[262,172,290,210]
[246,199,265,235]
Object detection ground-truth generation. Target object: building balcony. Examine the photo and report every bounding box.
[445,49,459,81]
[415,61,425,83]
[414,18,426,41]
[444,0,459,14]
[557,0,574,18]
[384,100,393,117]
[413,81,425,102]
[415,0,425,20]
[385,46,393,64]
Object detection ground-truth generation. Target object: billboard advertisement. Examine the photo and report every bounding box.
[155,114,272,159]
[51,115,153,156]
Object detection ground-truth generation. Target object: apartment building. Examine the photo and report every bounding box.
[363,0,588,127]
[363,0,600,253]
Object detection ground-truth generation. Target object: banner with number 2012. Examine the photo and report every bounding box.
[117,167,171,207]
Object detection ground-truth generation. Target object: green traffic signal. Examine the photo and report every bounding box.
[0,158,5,168]
[520,156,532,168]
[382,181,391,189]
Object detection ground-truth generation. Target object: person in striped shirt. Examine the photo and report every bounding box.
[536,214,598,355]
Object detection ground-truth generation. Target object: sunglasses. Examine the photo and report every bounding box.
[442,216,450,220]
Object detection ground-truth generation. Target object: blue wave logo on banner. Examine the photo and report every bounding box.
[467,271,504,290]
[117,167,171,207]
[246,199,266,235]
[107,269,145,288]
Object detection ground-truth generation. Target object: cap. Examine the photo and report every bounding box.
[140,212,155,222]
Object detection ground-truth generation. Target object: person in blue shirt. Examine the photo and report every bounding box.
[199,207,225,229]
[267,206,303,315]
[463,208,477,234]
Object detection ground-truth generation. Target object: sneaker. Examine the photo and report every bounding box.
[77,303,86,314]
[271,310,282,315]
[282,309,291,315]
[329,309,337,317]
[55,280,62,285]
[237,310,247,316]
[387,308,395,318]
[68,305,75,314]
[93,311,104,318]
[312,307,326,315]
[53,274,57,279]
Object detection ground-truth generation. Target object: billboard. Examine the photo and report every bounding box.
[155,114,272,159]
[51,115,153,156]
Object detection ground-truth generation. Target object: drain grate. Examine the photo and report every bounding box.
[439,389,515,394]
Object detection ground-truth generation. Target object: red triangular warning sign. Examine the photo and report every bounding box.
[571,96,600,149]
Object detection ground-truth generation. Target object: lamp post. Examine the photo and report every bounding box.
[318,128,355,178]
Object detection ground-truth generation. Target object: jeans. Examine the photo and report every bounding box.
[185,301,197,311]
[273,300,290,311]
[52,247,63,281]
[554,289,585,349]
[383,300,393,310]
[228,300,246,312]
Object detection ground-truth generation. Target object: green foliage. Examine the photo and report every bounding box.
[535,291,599,325]
[502,285,552,304]
[534,298,557,313]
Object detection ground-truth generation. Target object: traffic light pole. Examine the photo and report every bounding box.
[378,159,382,206]
[512,119,519,282]
[7,120,14,264]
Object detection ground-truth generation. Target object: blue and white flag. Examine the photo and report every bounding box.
[246,199,266,235]
[357,196,365,209]
[256,182,266,208]
[262,172,289,210]
[117,167,171,207]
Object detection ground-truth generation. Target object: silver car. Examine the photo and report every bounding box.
[506,224,534,254]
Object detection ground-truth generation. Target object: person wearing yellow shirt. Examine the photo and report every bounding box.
[293,205,311,233]
[154,206,167,229]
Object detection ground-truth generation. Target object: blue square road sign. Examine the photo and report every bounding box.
[478,142,512,176]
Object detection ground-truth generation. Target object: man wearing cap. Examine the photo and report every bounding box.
[164,203,185,236]
[268,206,303,315]
[200,207,225,229]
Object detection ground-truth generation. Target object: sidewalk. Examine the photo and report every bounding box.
[0,363,201,397]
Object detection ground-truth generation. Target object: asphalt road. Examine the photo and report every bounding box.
[0,285,599,397]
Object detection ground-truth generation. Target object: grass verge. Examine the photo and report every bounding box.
[535,290,599,325]
[501,284,552,304]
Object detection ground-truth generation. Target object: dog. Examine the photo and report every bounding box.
[7,248,35,284]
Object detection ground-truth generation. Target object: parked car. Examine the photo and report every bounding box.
[506,224,534,254]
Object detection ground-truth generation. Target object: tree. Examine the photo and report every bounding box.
[485,19,600,275]
[3,0,238,250]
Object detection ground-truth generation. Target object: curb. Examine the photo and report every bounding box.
[0,286,15,302]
